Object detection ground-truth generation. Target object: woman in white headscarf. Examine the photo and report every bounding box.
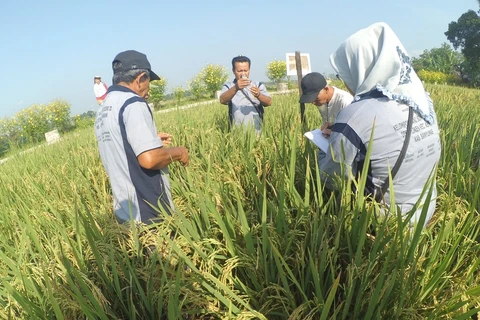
[320,22,441,228]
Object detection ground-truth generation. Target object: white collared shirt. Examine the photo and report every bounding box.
[317,86,353,123]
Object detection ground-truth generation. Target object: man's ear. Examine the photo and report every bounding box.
[134,73,142,85]
[136,72,148,86]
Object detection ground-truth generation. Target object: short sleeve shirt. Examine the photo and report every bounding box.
[316,86,353,123]
[94,85,173,224]
[221,80,271,131]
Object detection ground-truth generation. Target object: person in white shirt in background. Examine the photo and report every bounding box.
[93,76,109,105]
[300,72,353,137]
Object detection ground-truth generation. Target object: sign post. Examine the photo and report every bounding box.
[295,51,306,124]
[286,52,311,124]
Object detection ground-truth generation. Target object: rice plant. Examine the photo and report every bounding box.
[0,84,479,319]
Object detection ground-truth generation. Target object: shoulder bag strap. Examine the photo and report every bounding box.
[239,83,264,119]
[374,107,414,202]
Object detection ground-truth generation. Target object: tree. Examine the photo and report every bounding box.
[74,110,96,130]
[266,59,287,84]
[445,9,480,85]
[48,99,72,132]
[412,43,463,74]
[173,86,185,104]
[188,74,206,101]
[79,110,96,119]
[200,64,228,98]
[148,78,168,108]
[0,118,10,157]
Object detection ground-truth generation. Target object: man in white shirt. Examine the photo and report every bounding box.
[220,55,272,134]
[300,72,353,136]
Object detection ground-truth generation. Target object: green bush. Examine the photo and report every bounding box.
[446,73,462,85]
[266,59,287,84]
[417,69,449,84]
[148,78,168,108]
[417,70,462,85]
[188,74,206,100]
[15,104,49,142]
[0,138,9,158]
[74,115,95,130]
[201,64,228,98]
[0,100,71,145]
[287,76,298,90]
[47,99,72,132]
[173,86,185,103]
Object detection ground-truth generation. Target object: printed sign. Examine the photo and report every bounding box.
[286,53,311,76]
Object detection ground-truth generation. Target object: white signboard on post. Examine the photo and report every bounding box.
[286,53,311,76]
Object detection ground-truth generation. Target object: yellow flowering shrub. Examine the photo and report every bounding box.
[417,70,448,84]
[266,59,287,84]
[0,100,71,144]
[48,99,71,131]
[188,75,206,100]
[148,78,168,108]
[200,64,228,98]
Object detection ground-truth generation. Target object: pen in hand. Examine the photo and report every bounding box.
[321,121,333,138]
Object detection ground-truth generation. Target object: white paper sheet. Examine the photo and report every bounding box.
[304,129,330,153]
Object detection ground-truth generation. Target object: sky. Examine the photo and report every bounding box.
[0,0,477,118]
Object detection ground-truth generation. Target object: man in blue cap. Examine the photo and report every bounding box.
[94,50,189,225]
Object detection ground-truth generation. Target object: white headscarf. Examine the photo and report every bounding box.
[329,22,435,124]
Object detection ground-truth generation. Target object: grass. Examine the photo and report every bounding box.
[0,84,479,319]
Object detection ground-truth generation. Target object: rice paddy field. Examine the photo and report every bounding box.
[0,83,480,319]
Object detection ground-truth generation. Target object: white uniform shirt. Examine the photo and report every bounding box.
[318,96,441,227]
[316,86,353,123]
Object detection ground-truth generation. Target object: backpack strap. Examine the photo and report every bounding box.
[223,84,234,130]
[225,81,266,128]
